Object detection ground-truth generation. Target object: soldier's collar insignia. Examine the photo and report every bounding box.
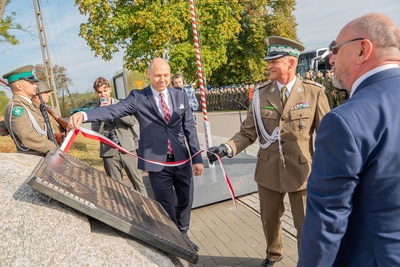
[270,87,276,93]
[296,87,303,92]
[12,106,24,117]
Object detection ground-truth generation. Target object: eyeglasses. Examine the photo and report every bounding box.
[329,38,365,55]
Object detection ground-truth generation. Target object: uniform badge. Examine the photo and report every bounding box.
[296,87,303,92]
[270,87,275,93]
[12,106,24,117]
[299,119,306,129]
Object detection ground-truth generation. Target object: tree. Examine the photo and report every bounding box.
[76,0,243,83]
[210,0,298,85]
[33,64,73,97]
[0,90,9,117]
[76,0,299,87]
[33,64,74,117]
[0,1,33,47]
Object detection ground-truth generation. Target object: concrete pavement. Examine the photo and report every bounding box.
[187,111,298,267]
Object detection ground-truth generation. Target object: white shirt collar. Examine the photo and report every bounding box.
[277,77,297,93]
[150,86,168,98]
[350,64,400,97]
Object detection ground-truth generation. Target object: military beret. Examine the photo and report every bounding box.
[264,36,305,60]
[2,65,39,84]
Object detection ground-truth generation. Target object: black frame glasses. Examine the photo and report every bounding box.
[329,38,365,55]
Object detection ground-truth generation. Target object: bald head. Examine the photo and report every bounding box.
[147,58,171,92]
[343,13,400,60]
[330,13,400,90]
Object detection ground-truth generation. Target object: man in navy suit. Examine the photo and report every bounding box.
[69,58,204,251]
[298,13,400,267]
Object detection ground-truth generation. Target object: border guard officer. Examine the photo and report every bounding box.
[207,36,331,267]
[3,65,57,156]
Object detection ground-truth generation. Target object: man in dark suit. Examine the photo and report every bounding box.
[298,13,400,267]
[91,77,146,195]
[69,58,204,251]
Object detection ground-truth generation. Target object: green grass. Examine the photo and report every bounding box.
[0,129,104,171]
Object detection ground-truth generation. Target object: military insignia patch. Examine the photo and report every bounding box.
[12,106,24,117]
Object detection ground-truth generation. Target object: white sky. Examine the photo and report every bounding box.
[1,0,399,99]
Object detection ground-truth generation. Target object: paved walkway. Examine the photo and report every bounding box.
[186,112,298,267]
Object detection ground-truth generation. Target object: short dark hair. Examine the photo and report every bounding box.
[93,77,110,90]
[171,74,184,86]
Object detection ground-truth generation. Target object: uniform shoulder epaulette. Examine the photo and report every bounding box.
[303,79,323,87]
[255,80,272,91]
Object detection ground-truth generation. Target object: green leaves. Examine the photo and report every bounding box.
[75,0,298,86]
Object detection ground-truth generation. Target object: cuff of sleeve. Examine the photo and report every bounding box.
[82,112,88,122]
[223,144,233,158]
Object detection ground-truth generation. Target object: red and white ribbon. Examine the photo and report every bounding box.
[61,127,236,208]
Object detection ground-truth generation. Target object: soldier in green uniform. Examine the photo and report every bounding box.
[335,87,350,106]
[31,81,66,145]
[322,70,337,108]
[3,65,57,156]
[315,71,325,85]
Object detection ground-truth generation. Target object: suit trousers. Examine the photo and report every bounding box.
[103,151,147,195]
[148,156,194,234]
[258,185,306,261]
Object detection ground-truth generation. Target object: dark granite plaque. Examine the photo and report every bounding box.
[27,148,198,263]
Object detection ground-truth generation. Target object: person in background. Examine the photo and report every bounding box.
[298,13,400,267]
[322,70,337,108]
[69,59,204,251]
[3,65,57,156]
[315,70,325,85]
[207,36,330,267]
[90,77,146,195]
[171,74,199,123]
[31,80,66,146]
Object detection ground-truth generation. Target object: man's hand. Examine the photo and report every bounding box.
[68,112,84,130]
[193,163,204,176]
[207,144,228,164]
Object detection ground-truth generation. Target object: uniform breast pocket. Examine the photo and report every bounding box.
[261,109,279,130]
[289,109,311,131]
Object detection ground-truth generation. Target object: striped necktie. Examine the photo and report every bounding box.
[159,93,173,155]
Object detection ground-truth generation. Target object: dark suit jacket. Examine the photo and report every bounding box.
[298,67,400,267]
[91,98,139,157]
[85,86,203,172]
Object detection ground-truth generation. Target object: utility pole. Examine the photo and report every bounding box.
[0,0,6,21]
[32,0,61,114]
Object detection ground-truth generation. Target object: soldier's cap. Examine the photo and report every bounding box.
[36,80,52,94]
[2,65,39,84]
[264,36,305,61]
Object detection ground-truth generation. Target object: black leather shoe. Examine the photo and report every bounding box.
[259,258,275,267]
